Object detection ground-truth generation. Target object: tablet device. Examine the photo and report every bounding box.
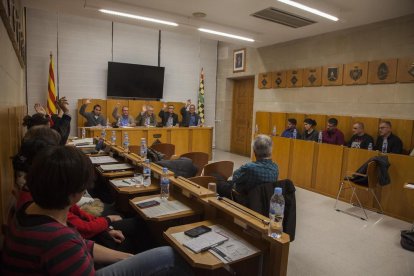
[184,225,212,238]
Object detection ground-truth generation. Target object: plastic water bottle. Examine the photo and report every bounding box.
[368,142,373,151]
[123,132,129,152]
[117,117,121,127]
[106,117,111,128]
[255,124,259,134]
[160,167,170,200]
[382,138,388,153]
[293,129,297,139]
[111,131,116,145]
[143,159,151,187]
[140,138,147,158]
[197,118,202,127]
[272,126,277,136]
[81,127,86,139]
[100,129,106,139]
[268,187,284,239]
[318,131,323,143]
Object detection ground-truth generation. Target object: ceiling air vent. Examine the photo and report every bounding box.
[251,7,316,28]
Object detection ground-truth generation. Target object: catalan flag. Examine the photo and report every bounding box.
[47,53,58,115]
[197,68,205,124]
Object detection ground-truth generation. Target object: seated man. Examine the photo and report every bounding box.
[136,104,157,127]
[112,104,136,127]
[3,146,192,275]
[322,117,345,145]
[159,103,179,127]
[281,118,301,139]
[374,120,403,154]
[79,99,106,126]
[217,135,279,198]
[347,122,374,149]
[181,99,200,127]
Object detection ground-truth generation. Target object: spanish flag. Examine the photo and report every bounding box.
[47,53,57,115]
[197,68,205,124]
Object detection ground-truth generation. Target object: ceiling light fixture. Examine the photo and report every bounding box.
[99,9,178,26]
[277,0,338,21]
[198,28,254,42]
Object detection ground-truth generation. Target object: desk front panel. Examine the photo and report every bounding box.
[190,128,213,159]
[289,139,316,189]
[169,128,190,156]
[272,137,292,180]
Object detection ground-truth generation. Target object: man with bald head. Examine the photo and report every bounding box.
[347,122,374,149]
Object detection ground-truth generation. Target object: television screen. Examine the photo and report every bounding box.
[107,62,165,99]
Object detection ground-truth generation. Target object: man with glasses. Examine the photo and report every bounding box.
[79,99,106,127]
[158,103,179,127]
[180,99,200,127]
[322,117,345,145]
[374,121,403,154]
[347,122,374,149]
[112,103,136,127]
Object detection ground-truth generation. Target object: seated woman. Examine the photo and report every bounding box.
[2,146,192,275]
[302,118,319,142]
[13,126,149,254]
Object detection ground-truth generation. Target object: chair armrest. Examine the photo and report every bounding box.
[345,171,367,178]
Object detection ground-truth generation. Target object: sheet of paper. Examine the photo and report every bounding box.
[69,138,94,145]
[183,231,228,253]
[89,156,118,164]
[171,224,259,264]
[110,176,143,187]
[133,197,191,218]
[99,163,133,171]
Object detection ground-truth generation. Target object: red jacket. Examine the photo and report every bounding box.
[17,191,109,239]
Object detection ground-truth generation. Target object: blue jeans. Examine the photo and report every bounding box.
[96,246,193,276]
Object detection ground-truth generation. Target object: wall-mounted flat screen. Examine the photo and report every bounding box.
[107,62,165,99]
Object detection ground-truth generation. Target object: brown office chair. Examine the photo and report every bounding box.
[187,176,216,188]
[150,143,175,160]
[180,152,209,176]
[202,160,234,180]
[334,161,384,220]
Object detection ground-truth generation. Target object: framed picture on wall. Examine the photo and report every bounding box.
[233,48,246,73]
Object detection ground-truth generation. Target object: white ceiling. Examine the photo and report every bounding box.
[22,0,414,48]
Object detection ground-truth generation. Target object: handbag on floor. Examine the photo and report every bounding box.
[400,230,414,251]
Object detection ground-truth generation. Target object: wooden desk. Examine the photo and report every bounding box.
[81,126,213,159]
[164,219,264,275]
[289,139,316,189]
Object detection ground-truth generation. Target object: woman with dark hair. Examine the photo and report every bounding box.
[3,146,191,275]
[302,118,319,142]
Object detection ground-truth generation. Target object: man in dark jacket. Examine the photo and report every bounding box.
[374,121,403,154]
[180,100,200,127]
[159,103,179,127]
[347,122,374,149]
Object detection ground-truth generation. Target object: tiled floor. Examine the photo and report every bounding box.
[212,149,414,276]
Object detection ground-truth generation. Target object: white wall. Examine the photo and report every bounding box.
[26,8,217,136]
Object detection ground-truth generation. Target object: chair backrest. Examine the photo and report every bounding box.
[150,143,175,160]
[180,152,209,176]
[202,160,234,180]
[187,176,216,188]
[366,161,379,189]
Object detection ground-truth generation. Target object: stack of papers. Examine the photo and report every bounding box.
[133,197,191,218]
[110,176,143,187]
[99,163,133,171]
[70,138,94,146]
[89,156,118,164]
[183,232,228,253]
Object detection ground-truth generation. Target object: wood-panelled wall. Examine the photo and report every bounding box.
[269,136,414,222]
[77,99,186,127]
[256,112,414,153]
[0,105,26,234]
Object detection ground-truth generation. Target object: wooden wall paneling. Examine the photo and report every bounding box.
[304,114,326,132]
[368,59,398,84]
[0,107,13,226]
[270,112,287,137]
[322,64,343,86]
[286,69,303,88]
[289,139,316,189]
[272,137,292,180]
[343,62,368,85]
[77,99,84,127]
[381,118,413,153]
[106,99,129,122]
[127,100,144,122]
[340,148,379,206]
[258,73,272,89]
[352,117,380,143]
[286,113,305,134]
[314,144,344,197]
[381,154,414,222]
[412,127,414,153]
[255,111,270,135]
[329,115,353,143]
[303,67,322,87]
[271,71,287,88]
[396,57,414,83]
[169,128,190,156]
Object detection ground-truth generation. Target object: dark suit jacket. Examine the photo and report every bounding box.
[158,110,179,126]
[180,107,200,127]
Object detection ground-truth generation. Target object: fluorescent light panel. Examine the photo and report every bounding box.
[198,28,254,42]
[99,9,178,26]
[277,0,338,21]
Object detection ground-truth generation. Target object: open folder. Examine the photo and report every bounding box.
[183,232,228,253]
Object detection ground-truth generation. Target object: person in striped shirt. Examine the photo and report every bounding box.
[2,146,192,275]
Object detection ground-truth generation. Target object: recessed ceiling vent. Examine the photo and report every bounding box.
[251,7,316,28]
